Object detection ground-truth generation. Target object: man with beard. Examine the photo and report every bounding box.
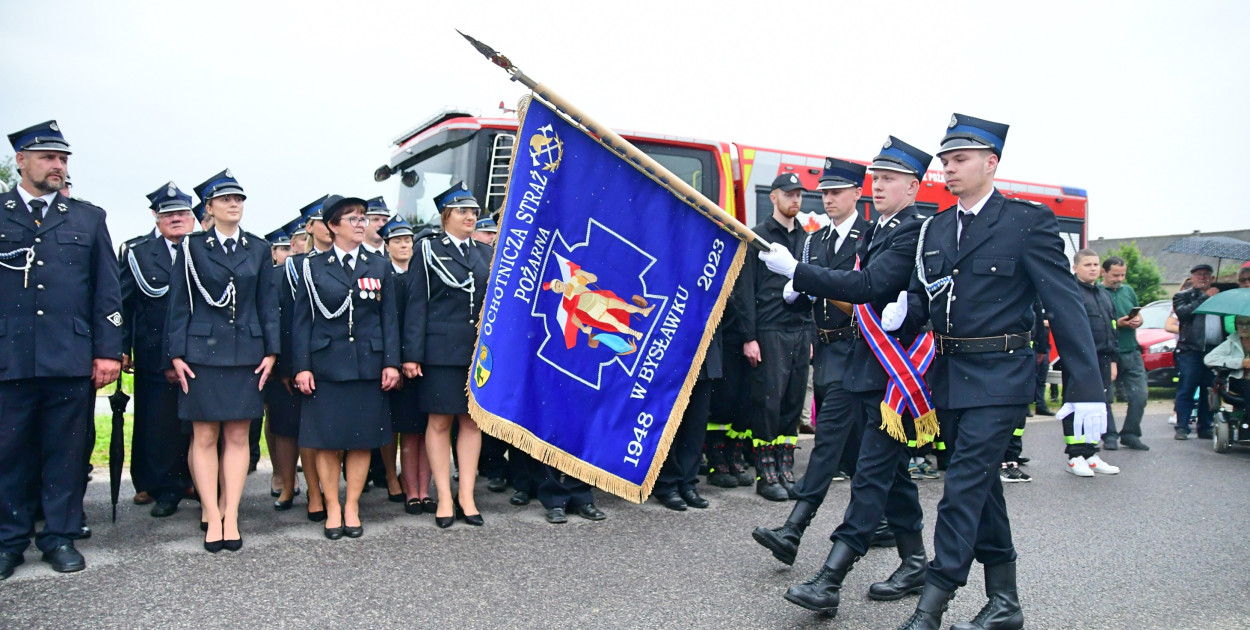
[0,120,122,578]
[731,173,815,501]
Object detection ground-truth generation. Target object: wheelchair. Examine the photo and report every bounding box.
[1211,369,1250,453]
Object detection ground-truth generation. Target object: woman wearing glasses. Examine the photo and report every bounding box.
[167,169,279,553]
[292,195,401,539]
[402,182,491,528]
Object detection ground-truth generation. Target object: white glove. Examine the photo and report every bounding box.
[759,243,798,279]
[1057,402,1108,444]
[880,291,908,332]
[783,280,800,304]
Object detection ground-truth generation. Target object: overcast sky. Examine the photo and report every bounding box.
[3,0,1246,246]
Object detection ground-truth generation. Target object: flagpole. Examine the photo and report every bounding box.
[458,31,773,254]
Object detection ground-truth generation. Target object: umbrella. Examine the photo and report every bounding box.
[106,378,130,522]
[1195,288,1250,317]
[1164,236,1250,279]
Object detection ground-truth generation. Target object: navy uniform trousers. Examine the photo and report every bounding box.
[654,379,713,495]
[530,460,593,510]
[926,405,1022,591]
[790,339,860,506]
[829,390,923,555]
[0,378,94,554]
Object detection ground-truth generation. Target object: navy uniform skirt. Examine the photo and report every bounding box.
[264,378,301,438]
[178,364,264,422]
[390,376,428,433]
[299,380,392,450]
[417,365,470,415]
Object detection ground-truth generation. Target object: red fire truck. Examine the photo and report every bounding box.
[373,108,1089,259]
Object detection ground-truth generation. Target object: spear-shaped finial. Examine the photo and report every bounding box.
[457,30,515,73]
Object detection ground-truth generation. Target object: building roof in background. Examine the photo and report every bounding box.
[1091,229,1250,284]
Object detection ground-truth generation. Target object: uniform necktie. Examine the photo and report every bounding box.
[224,238,237,256]
[342,253,353,272]
[170,242,178,261]
[459,242,469,258]
[28,199,46,225]
[958,211,975,250]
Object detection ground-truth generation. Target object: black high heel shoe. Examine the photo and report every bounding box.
[204,521,224,553]
[223,536,243,552]
[455,498,483,526]
[421,498,437,514]
[307,508,327,523]
[434,515,454,529]
[274,497,294,511]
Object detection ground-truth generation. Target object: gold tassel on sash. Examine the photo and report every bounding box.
[879,402,907,443]
[914,409,940,448]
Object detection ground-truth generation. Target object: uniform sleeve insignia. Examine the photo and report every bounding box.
[106,312,123,327]
[4,200,14,209]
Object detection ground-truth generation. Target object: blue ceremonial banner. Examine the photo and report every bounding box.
[468,97,744,502]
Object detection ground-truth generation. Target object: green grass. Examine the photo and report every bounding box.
[91,411,270,468]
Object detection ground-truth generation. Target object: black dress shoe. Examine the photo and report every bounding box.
[435,516,455,529]
[274,498,294,511]
[74,525,91,540]
[421,498,437,514]
[486,477,508,493]
[405,498,424,515]
[545,507,568,524]
[323,525,344,540]
[307,509,327,523]
[510,490,531,506]
[573,503,607,521]
[151,501,179,518]
[0,552,24,580]
[343,525,364,538]
[223,537,243,552]
[657,491,687,511]
[463,513,484,526]
[680,489,709,509]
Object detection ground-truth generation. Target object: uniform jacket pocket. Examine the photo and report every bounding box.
[188,322,213,336]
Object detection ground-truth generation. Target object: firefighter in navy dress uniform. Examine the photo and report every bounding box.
[292,195,401,540]
[362,196,405,501]
[759,137,936,617]
[752,157,870,564]
[886,115,1106,630]
[276,196,330,520]
[401,181,490,528]
[0,120,122,578]
[383,216,436,515]
[166,169,279,553]
[120,182,197,518]
[264,226,304,511]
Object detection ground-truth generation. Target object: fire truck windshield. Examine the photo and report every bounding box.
[392,128,479,226]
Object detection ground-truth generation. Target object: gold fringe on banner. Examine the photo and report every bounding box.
[466,92,748,503]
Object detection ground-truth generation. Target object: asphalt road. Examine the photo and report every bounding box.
[3,401,1249,629]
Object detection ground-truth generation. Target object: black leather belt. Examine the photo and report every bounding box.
[818,327,854,344]
[934,332,1032,355]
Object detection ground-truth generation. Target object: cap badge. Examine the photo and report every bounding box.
[949,115,958,129]
[167,184,177,197]
[883,138,892,149]
[825,158,833,169]
[460,182,468,191]
[224,169,233,178]
[789,174,798,183]
[49,122,59,132]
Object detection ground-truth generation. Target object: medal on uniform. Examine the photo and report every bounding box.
[358,277,380,300]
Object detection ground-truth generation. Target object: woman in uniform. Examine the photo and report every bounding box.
[264,228,301,510]
[167,169,279,553]
[292,195,401,539]
[383,216,436,515]
[402,182,491,528]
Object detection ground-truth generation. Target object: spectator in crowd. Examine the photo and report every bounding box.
[1204,315,1250,404]
[1062,249,1120,476]
[1102,256,1150,450]
[1172,264,1222,440]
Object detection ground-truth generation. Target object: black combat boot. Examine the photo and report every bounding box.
[895,583,954,630]
[777,443,796,495]
[754,446,788,501]
[730,439,754,486]
[870,516,897,548]
[783,540,859,616]
[751,501,817,565]
[706,434,737,488]
[950,562,1024,629]
[868,530,927,600]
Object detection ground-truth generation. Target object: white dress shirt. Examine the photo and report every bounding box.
[333,244,361,270]
[830,211,859,253]
[14,186,57,218]
[956,188,996,240]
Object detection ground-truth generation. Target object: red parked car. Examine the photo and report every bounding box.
[1137,300,1177,388]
